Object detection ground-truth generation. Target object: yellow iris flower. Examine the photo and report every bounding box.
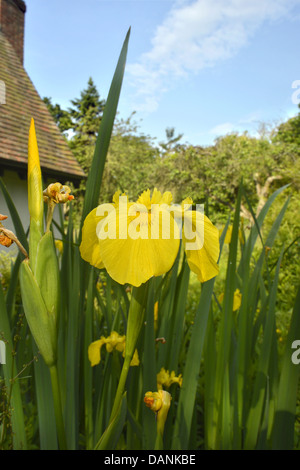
[157,367,183,390]
[88,331,139,367]
[80,188,220,287]
[218,288,242,311]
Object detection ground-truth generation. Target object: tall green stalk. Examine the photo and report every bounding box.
[111,283,148,421]
[94,283,148,449]
[49,364,67,450]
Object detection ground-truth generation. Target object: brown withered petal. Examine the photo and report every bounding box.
[0,233,14,247]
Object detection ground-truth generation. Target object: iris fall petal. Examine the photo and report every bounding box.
[183,210,220,283]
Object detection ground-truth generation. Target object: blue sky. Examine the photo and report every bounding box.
[24,0,300,147]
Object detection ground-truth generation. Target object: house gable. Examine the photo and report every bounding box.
[0,0,86,183]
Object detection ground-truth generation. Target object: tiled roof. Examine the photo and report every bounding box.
[0,31,86,181]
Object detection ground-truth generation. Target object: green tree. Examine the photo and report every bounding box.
[101,113,159,202]
[272,104,300,147]
[155,129,299,219]
[43,79,106,224]
[159,127,184,154]
[43,97,73,133]
[68,77,106,171]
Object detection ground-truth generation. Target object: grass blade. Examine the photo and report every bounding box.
[244,250,283,449]
[0,283,27,449]
[95,393,127,450]
[272,286,300,449]
[171,277,216,450]
[31,342,58,450]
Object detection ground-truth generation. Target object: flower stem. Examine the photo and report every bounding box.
[49,364,67,450]
[154,432,164,450]
[109,283,148,423]
[46,201,56,232]
[109,354,131,422]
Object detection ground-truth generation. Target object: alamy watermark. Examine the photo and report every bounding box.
[291,340,300,365]
[291,80,300,105]
[0,340,6,365]
[0,80,6,105]
[95,197,205,250]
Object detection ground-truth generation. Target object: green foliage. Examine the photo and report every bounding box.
[43,97,73,133]
[68,77,106,172]
[159,127,184,153]
[262,193,300,321]
[155,131,297,210]
[0,250,16,293]
[273,104,300,147]
[44,78,106,173]
[101,114,159,201]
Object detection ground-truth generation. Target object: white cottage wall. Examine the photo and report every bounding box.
[0,169,61,256]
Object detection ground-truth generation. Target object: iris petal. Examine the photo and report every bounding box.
[98,207,180,286]
[183,210,220,283]
[88,338,105,366]
[80,206,109,269]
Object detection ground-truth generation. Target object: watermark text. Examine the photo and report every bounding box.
[291,80,300,105]
[95,197,205,251]
[0,80,6,105]
[0,340,6,365]
[291,339,300,365]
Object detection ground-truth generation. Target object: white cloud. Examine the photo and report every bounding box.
[128,0,300,112]
[209,122,237,136]
[209,109,265,134]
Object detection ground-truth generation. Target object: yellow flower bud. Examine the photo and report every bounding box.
[144,391,162,412]
[28,118,43,231]
[144,390,172,437]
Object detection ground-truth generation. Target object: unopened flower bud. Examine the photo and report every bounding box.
[28,118,43,232]
[144,390,172,437]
